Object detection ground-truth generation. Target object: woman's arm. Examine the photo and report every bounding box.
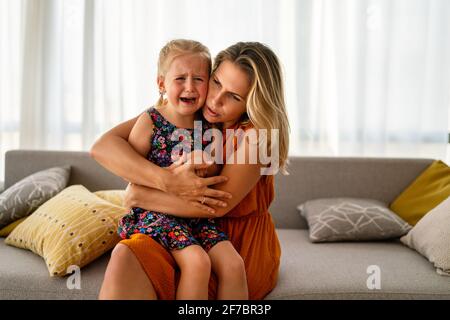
[124,183,225,218]
[90,115,168,190]
[126,136,264,218]
[90,114,231,199]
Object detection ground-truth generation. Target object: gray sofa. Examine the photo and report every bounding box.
[0,150,449,299]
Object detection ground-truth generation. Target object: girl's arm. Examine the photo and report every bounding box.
[90,114,231,199]
[128,112,153,158]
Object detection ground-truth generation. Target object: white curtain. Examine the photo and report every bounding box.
[295,0,450,159]
[1,0,449,181]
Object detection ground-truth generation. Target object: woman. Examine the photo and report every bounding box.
[91,41,290,300]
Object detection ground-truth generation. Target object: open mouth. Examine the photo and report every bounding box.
[180,97,196,104]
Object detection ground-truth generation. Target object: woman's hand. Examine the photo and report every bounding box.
[166,161,231,207]
[124,182,226,218]
[163,151,232,205]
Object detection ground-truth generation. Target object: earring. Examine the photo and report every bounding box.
[158,89,166,106]
[159,89,166,100]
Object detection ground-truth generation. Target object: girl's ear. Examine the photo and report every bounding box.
[157,75,165,93]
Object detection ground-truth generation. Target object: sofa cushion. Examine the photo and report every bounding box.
[0,217,27,237]
[0,238,108,299]
[298,198,411,242]
[390,160,450,226]
[400,196,450,276]
[266,229,450,299]
[0,166,70,229]
[94,190,126,207]
[5,185,127,277]
[2,230,450,300]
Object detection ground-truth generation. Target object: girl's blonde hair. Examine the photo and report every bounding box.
[212,42,290,174]
[156,39,212,107]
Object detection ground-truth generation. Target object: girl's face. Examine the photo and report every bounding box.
[159,53,210,116]
[203,60,251,129]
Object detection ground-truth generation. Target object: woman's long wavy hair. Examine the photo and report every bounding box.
[212,42,290,174]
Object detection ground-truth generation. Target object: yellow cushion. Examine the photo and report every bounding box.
[94,190,126,207]
[5,185,128,277]
[0,217,27,237]
[390,160,450,225]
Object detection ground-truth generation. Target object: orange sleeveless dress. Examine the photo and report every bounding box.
[120,125,281,300]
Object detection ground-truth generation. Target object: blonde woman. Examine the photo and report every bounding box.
[92,42,290,300]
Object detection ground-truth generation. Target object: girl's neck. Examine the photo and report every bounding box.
[158,103,196,129]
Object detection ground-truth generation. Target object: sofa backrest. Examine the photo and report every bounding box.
[272,157,434,229]
[5,150,434,230]
[4,150,127,192]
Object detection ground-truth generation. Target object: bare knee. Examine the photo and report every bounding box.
[174,245,211,274]
[99,244,156,300]
[111,243,134,260]
[217,254,246,280]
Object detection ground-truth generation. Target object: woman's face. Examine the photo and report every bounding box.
[202,60,251,129]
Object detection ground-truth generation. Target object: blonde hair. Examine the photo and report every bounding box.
[156,39,212,107]
[212,42,290,174]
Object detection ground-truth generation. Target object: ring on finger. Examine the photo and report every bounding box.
[201,196,206,204]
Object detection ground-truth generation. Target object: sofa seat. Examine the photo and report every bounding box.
[2,229,450,300]
[0,238,108,299]
[266,230,450,299]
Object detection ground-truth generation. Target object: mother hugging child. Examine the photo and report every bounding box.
[91,39,290,300]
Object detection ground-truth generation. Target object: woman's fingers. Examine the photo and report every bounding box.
[189,201,216,215]
[199,196,227,208]
[201,176,229,187]
[203,187,232,200]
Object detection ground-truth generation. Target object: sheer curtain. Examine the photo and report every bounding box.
[294,0,450,159]
[1,0,449,181]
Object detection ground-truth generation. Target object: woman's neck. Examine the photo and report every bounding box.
[223,120,239,129]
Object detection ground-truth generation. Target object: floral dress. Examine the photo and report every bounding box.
[117,107,228,252]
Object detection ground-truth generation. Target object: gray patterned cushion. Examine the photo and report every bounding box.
[298,198,412,242]
[0,166,70,228]
[401,196,450,276]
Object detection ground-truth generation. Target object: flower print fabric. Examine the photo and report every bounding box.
[118,107,228,251]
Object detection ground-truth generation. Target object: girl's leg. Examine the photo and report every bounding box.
[99,243,157,300]
[171,245,211,300]
[208,241,248,300]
